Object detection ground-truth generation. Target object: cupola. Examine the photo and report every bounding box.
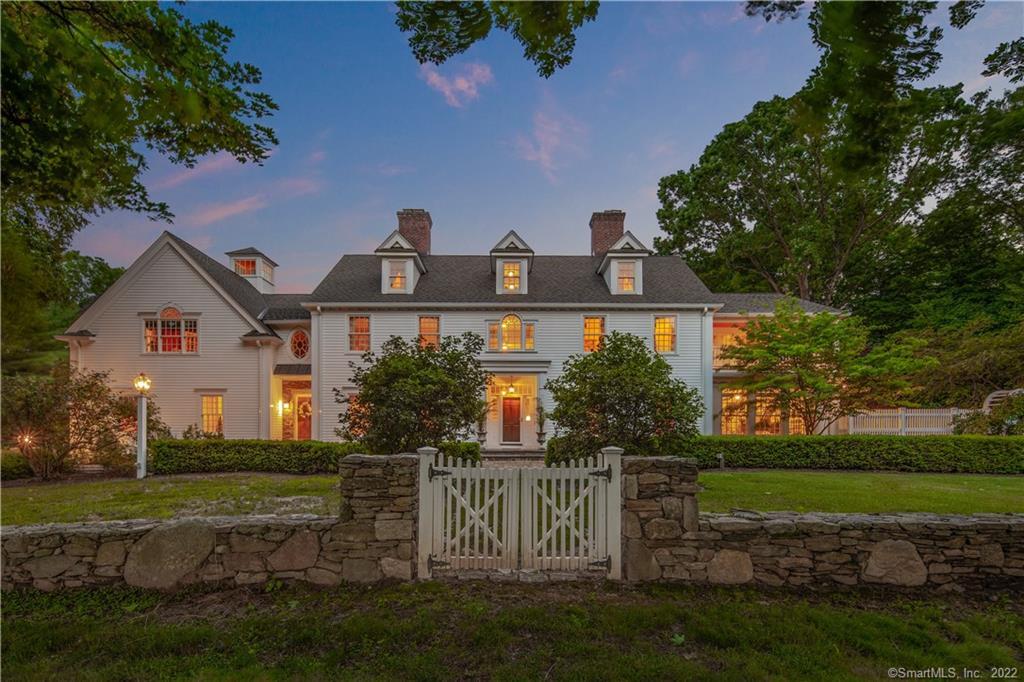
[226,247,277,294]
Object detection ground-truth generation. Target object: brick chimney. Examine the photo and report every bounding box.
[590,210,625,256]
[397,209,432,255]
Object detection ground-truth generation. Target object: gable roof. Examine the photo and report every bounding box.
[261,294,312,320]
[309,254,716,305]
[225,247,278,267]
[714,293,842,315]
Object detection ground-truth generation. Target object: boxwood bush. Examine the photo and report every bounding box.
[150,439,481,474]
[546,435,1024,474]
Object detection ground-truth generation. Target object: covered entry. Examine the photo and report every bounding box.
[484,374,543,452]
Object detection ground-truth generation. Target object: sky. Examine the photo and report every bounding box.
[74,1,1024,293]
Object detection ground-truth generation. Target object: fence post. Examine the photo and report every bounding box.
[416,447,438,579]
[899,407,908,436]
[601,446,623,580]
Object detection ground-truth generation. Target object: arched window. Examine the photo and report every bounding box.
[160,306,182,320]
[500,314,522,351]
[487,314,535,352]
[290,329,310,359]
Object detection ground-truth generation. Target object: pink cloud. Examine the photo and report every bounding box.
[515,102,587,183]
[420,62,494,108]
[308,150,327,164]
[278,177,324,198]
[154,152,240,189]
[186,195,268,227]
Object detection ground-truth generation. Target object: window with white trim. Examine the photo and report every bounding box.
[502,261,521,292]
[487,314,535,352]
[583,316,605,353]
[201,395,223,434]
[654,316,676,353]
[349,316,370,351]
[144,307,198,354]
[388,260,406,290]
[234,259,256,276]
[290,329,309,359]
[617,261,636,293]
[419,316,440,349]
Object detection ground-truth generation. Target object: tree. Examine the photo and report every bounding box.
[719,301,929,434]
[334,333,489,454]
[545,332,704,457]
[1,366,169,478]
[953,394,1024,436]
[395,1,599,78]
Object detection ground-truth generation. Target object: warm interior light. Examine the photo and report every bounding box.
[133,372,152,395]
[525,415,532,422]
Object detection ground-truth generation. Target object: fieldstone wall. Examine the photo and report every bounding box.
[1,454,419,591]
[622,456,1024,591]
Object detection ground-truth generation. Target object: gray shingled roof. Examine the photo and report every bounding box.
[225,246,279,267]
[714,293,842,314]
[261,294,311,320]
[309,254,716,305]
[274,363,312,375]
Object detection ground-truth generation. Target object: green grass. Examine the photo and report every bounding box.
[700,470,1024,514]
[0,474,339,526]
[2,582,1021,680]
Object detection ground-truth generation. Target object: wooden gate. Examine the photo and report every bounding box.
[417,447,622,578]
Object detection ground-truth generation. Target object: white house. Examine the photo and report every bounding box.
[60,209,835,453]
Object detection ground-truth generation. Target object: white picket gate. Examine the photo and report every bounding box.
[416,447,622,579]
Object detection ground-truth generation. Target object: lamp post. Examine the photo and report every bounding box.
[133,372,152,479]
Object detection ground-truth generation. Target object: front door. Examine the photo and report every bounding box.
[296,396,313,440]
[501,397,521,443]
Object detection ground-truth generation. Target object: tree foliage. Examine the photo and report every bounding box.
[953,394,1024,436]
[334,333,489,454]
[395,1,599,78]
[719,301,928,434]
[1,366,169,479]
[545,332,704,457]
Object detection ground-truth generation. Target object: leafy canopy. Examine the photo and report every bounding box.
[719,301,929,434]
[395,1,599,78]
[335,333,489,454]
[545,332,704,457]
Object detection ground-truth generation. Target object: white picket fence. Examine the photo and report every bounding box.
[848,408,974,435]
[416,447,622,578]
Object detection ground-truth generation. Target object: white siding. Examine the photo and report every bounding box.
[317,309,707,441]
[68,244,262,438]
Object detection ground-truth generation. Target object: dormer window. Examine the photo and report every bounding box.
[234,259,256,276]
[502,262,521,292]
[388,260,407,290]
[617,261,636,293]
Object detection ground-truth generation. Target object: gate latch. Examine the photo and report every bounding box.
[588,465,612,480]
[589,556,611,570]
[428,463,452,481]
[428,554,450,571]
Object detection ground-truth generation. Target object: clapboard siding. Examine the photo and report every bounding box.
[317,309,707,441]
[67,244,261,438]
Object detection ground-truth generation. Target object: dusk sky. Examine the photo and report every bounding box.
[75,1,1023,293]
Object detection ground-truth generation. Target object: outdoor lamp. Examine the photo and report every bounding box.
[133,372,152,394]
[133,372,151,479]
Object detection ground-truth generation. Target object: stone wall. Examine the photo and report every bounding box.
[1,454,419,591]
[621,456,1024,591]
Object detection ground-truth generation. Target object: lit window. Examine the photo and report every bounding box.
[234,259,256,276]
[617,261,635,293]
[788,408,806,435]
[502,261,521,292]
[290,329,310,359]
[262,260,274,283]
[144,307,197,354]
[201,395,223,434]
[488,322,499,351]
[714,324,746,368]
[349,316,370,352]
[583,317,605,352]
[501,314,522,351]
[654,316,676,353]
[721,388,747,435]
[389,261,406,290]
[524,322,535,350]
[419,316,440,349]
[755,392,781,435]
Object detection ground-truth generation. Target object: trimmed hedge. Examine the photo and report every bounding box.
[1,450,34,481]
[150,439,481,475]
[547,435,1024,474]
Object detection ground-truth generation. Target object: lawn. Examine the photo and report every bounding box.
[2,582,1022,680]
[2,469,1021,526]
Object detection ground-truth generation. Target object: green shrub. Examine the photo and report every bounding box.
[437,441,481,464]
[545,435,1024,474]
[150,440,368,475]
[953,395,1024,436]
[1,450,34,480]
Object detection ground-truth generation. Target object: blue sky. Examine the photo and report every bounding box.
[75,1,1023,292]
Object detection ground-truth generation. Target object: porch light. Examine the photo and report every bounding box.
[525,414,532,422]
[133,372,152,395]
[276,400,292,417]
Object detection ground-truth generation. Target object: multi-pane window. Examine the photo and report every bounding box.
[419,316,440,349]
[487,314,535,352]
[787,409,807,436]
[502,261,521,292]
[234,259,256,276]
[290,329,309,359]
[755,392,782,435]
[144,307,198,354]
[654,316,676,353]
[388,261,406,290]
[714,324,746,368]
[201,395,223,435]
[721,388,748,435]
[617,261,635,293]
[583,316,605,352]
[262,260,274,283]
[349,316,370,351]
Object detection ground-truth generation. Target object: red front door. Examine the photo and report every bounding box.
[296,396,312,440]
[502,397,521,443]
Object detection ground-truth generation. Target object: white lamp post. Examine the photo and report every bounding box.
[133,372,152,479]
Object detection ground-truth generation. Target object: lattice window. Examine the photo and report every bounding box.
[617,261,635,292]
[419,316,440,349]
[755,391,782,435]
[500,314,522,351]
[234,259,256,276]
[654,316,676,353]
[583,316,605,352]
[144,307,197,354]
[349,316,370,351]
[201,395,223,434]
[721,388,748,435]
[389,261,406,290]
[502,261,521,292]
[290,329,310,359]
